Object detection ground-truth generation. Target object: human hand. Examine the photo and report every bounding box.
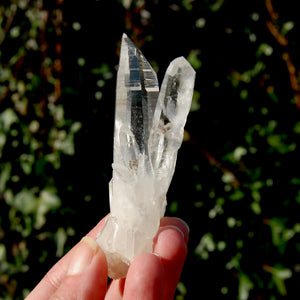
[26,216,189,300]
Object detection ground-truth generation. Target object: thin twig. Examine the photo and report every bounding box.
[266,21,288,47]
[265,0,279,21]
[200,149,240,188]
[265,0,300,108]
[0,3,18,46]
[187,136,240,188]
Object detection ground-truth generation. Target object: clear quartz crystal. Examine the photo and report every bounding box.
[96,33,196,279]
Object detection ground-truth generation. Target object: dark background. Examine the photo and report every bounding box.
[1,0,300,299]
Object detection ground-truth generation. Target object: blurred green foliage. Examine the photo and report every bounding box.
[1,0,300,299]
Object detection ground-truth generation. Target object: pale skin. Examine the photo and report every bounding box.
[25,216,189,300]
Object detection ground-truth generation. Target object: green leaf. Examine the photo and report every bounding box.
[257,43,273,57]
[10,26,20,38]
[190,90,201,112]
[251,201,261,215]
[238,273,254,300]
[210,0,224,12]
[0,162,11,193]
[119,0,132,9]
[0,67,12,82]
[226,252,242,270]
[14,190,38,215]
[182,0,194,11]
[291,177,300,185]
[35,188,61,229]
[265,219,293,254]
[195,233,216,259]
[169,201,178,213]
[187,50,202,70]
[229,189,244,201]
[267,135,291,154]
[0,108,19,132]
[55,228,67,257]
[293,121,300,134]
[20,154,35,175]
[222,172,235,184]
[91,63,113,79]
[233,146,247,162]
[281,21,294,35]
[264,265,292,295]
[176,281,187,296]
[0,243,7,261]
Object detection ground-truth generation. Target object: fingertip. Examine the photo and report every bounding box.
[160,217,189,244]
[154,225,188,300]
[67,236,102,276]
[154,225,187,261]
[49,237,108,300]
[123,253,165,300]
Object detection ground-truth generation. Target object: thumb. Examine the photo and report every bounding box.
[49,236,108,300]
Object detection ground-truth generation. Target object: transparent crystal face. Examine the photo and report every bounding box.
[127,42,159,153]
[96,34,195,279]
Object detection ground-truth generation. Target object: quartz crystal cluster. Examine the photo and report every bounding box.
[96,34,196,279]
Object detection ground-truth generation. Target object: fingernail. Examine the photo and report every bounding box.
[160,217,190,242]
[67,236,99,275]
[163,225,185,239]
[173,217,190,234]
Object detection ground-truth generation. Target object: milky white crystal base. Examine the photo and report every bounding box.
[96,34,195,279]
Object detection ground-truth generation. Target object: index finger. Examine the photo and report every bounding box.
[26,215,109,300]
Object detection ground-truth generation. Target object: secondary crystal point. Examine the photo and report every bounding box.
[96,34,196,279]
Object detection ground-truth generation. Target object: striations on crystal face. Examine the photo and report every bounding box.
[96,33,196,279]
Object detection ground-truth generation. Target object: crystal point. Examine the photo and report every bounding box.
[96,34,195,279]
